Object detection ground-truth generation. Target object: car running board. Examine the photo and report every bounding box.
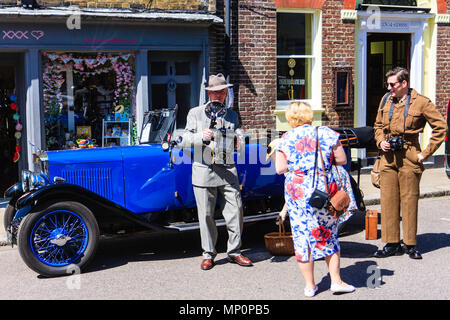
[165,211,279,232]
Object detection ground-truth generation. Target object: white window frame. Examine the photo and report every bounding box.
[276,8,322,111]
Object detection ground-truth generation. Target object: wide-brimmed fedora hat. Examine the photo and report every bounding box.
[205,73,233,91]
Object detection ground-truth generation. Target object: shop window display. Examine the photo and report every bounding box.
[276,12,314,101]
[42,52,136,150]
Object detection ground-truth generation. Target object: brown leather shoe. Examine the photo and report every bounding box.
[200,259,214,270]
[227,254,253,267]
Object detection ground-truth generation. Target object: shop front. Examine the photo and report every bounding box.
[355,6,434,158]
[0,10,220,193]
[0,52,25,193]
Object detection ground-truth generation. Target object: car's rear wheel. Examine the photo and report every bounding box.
[18,201,99,277]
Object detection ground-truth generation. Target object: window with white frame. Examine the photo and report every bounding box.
[276,12,315,102]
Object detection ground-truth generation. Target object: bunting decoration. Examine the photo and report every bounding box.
[42,52,135,115]
[41,52,133,67]
[10,94,22,163]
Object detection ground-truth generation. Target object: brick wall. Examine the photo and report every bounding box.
[221,0,354,131]
[228,0,277,131]
[321,0,355,128]
[19,0,213,10]
[436,19,450,116]
[208,0,225,77]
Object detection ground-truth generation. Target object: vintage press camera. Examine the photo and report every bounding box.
[387,136,404,151]
[205,101,238,163]
[204,101,227,145]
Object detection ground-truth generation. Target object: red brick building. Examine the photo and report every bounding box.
[212,0,449,162]
[0,0,448,192]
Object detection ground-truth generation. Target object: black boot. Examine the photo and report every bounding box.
[373,243,404,258]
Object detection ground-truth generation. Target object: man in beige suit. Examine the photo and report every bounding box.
[181,73,253,270]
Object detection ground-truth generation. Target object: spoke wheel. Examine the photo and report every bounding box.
[31,210,89,267]
[18,201,99,277]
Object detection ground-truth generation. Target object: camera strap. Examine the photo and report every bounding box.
[387,88,412,138]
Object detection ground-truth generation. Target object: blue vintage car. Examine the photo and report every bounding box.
[4,108,285,277]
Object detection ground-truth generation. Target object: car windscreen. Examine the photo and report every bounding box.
[140,108,177,144]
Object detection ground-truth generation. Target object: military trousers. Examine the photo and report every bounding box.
[379,145,424,246]
[193,183,244,259]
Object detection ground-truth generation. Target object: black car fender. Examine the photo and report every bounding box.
[4,182,24,199]
[14,183,166,233]
[4,182,25,209]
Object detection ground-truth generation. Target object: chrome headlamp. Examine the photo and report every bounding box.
[21,169,49,192]
[22,170,31,192]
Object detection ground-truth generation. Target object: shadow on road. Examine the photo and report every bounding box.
[82,212,385,277]
[316,260,394,293]
[85,220,278,274]
[416,233,450,254]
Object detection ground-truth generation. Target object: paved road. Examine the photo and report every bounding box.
[0,197,449,303]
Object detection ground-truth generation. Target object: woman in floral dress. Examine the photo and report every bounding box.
[275,102,355,297]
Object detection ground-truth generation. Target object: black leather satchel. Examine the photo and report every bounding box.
[309,188,329,209]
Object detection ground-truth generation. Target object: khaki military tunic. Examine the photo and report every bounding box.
[373,89,447,245]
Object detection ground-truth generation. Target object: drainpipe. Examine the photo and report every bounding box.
[225,0,232,107]
[225,0,230,81]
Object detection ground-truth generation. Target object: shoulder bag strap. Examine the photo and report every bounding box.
[317,128,329,194]
[332,164,345,189]
[311,126,319,189]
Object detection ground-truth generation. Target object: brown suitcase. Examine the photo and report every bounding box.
[365,210,378,240]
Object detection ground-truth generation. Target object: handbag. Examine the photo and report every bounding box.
[371,155,381,189]
[316,128,350,218]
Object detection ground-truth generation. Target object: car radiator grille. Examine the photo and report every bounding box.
[61,168,114,201]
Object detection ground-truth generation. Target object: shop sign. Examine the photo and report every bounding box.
[278,79,305,85]
[2,30,45,41]
[380,21,409,29]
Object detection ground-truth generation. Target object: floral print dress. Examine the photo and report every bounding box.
[277,125,342,262]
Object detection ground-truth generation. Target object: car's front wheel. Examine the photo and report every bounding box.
[3,204,15,232]
[18,201,99,277]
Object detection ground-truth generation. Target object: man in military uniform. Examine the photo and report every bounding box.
[181,73,252,270]
[373,67,447,259]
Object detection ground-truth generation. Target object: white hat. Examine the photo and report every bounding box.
[205,73,233,91]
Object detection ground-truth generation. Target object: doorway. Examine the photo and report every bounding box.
[366,33,411,154]
[148,51,200,129]
[0,65,18,194]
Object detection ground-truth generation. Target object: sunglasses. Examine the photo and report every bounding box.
[386,81,400,88]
